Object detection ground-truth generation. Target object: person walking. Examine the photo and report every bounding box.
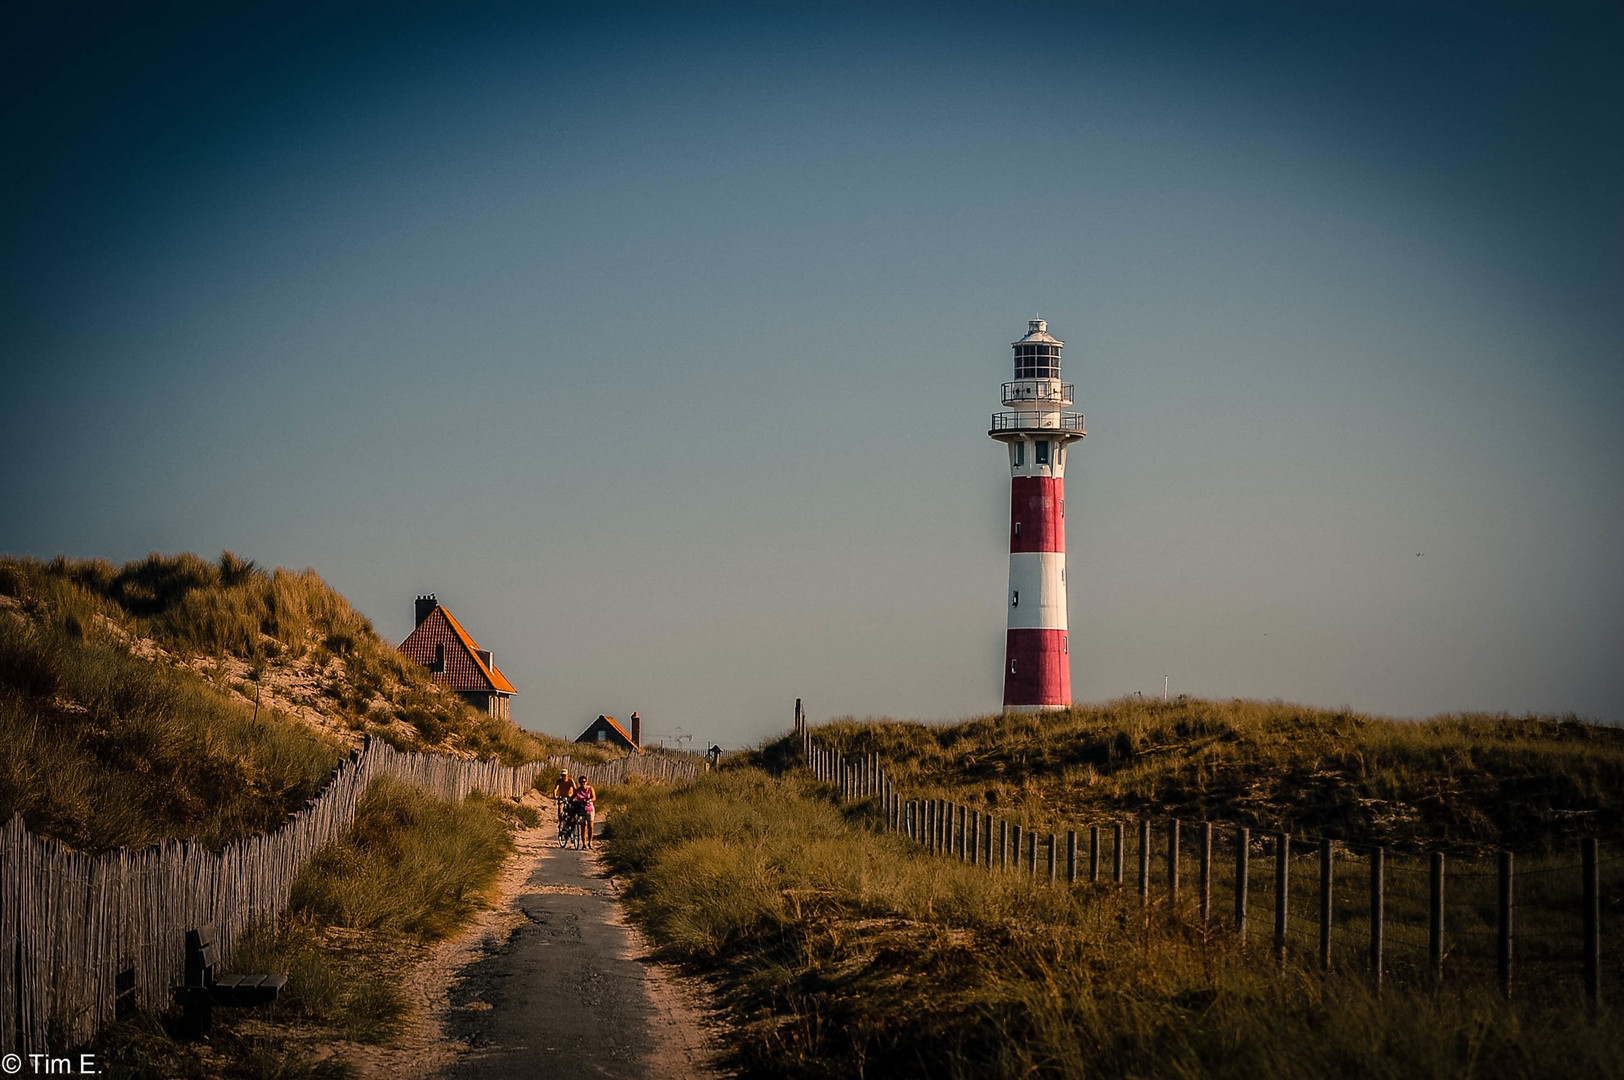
[572,774,597,850]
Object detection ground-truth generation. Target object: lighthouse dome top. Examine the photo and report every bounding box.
[1013,318,1064,348]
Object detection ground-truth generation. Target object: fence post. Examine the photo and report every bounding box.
[1370,846,1384,989]
[1235,827,1250,939]
[999,819,1009,871]
[1047,833,1057,884]
[1168,820,1181,909]
[958,806,968,861]
[1200,822,1213,923]
[1319,839,1333,971]
[1429,852,1444,984]
[1012,824,1022,874]
[1113,822,1124,884]
[1274,832,1290,966]
[1138,819,1151,906]
[1498,850,1514,999]
[1090,826,1100,883]
[969,811,979,866]
[1583,838,1600,1010]
[1067,830,1077,884]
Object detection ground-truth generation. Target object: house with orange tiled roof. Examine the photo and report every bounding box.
[576,714,641,752]
[398,594,516,721]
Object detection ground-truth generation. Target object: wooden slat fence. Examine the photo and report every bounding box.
[797,720,1616,1007]
[0,738,695,1052]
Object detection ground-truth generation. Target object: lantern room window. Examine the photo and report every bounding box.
[1014,343,1060,379]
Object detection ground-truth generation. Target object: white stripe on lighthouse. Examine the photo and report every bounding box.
[1006,551,1068,631]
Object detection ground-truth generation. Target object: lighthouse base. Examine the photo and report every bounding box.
[1002,628,1070,709]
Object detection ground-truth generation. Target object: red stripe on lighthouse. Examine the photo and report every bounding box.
[1009,476,1065,553]
[1003,629,1069,707]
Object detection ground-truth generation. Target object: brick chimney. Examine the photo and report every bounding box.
[415,594,437,626]
[630,711,642,747]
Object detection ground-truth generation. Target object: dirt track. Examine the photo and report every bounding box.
[432,824,719,1080]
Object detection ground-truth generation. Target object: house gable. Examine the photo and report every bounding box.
[398,605,517,696]
[575,715,639,751]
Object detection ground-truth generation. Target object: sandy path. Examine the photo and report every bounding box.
[331,809,720,1079]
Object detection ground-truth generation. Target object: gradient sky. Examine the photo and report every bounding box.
[3,2,1621,748]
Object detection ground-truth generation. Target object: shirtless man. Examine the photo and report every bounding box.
[550,769,576,828]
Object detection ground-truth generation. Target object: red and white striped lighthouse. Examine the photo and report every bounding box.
[989,319,1085,711]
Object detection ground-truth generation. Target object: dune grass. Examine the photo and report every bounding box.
[0,551,592,850]
[99,775,528,1078]
[1,552,581,765]
[0,598,344,851]
[603,765,1620,1079]
[793,699,1624,853]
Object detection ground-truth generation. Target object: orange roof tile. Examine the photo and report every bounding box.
[398,604,517,696]
[439,607,519,694]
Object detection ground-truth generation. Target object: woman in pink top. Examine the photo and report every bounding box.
[572,775,596,850]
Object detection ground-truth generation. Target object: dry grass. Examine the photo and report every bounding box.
[0,551,589,850]
[98,776,529,1078]
[793,699,1624,853]
[603,766,1621,1080]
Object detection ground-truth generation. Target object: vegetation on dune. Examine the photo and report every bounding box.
[284,774,523,941]
[100,776,532,1079]
[1,552,577,764]
[0,551,586,849]
[793,698,1624,853]
[0,591,344,852]
[604,766,1620,1080]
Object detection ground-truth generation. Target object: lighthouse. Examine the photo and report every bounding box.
[989,319,1085,710]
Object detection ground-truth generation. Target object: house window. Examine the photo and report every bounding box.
[1013,441,1024,467]
[597,729,608,742]
[1035,440,1050,465]
[433,644,445,673]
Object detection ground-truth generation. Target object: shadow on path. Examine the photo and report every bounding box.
[438,837,700,1079]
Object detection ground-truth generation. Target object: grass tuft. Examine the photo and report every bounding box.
[604,767,1622,1079]
[793,699,1624,852]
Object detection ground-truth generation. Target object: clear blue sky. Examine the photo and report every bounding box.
[3,2,1620,747]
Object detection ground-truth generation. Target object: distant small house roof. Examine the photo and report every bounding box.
[399,604,517,695]
[576,714,640,751]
